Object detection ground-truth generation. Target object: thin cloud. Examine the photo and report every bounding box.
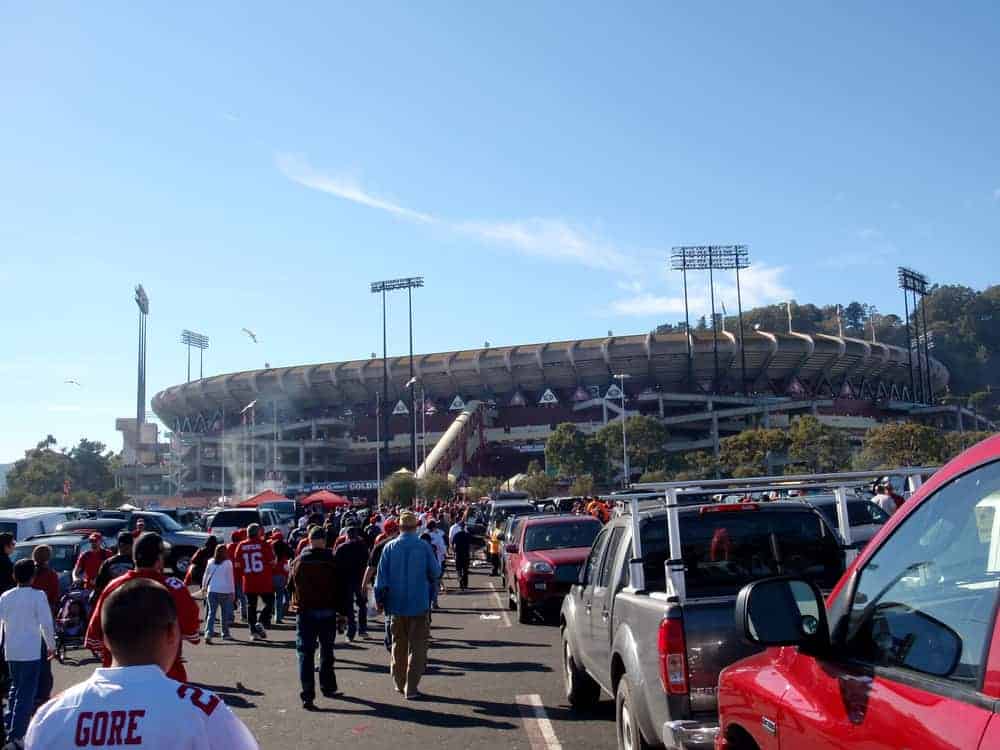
[277,154,435,224]
[275,153,628,270]
[610,264,794,318]
[993,188,1000,201]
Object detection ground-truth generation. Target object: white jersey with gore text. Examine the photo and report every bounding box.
[26,665,259,749]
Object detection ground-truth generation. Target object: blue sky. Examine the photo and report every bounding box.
[2,2,998,462]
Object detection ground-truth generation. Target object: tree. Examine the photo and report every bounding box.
[785,416,852,474]
[568,474,595,496]
[598,416,669,477]
[419,473,455,502]
[382,473,418,507]
[673,450,720,481]
[638,469,670,483]
[718,428,788,477]
[6,436,73,500]
[69,439,115,492]
[943,431,995,461]
[516,463,555,499]
[467,476,501,500]
[545,423,590,477]
[856,423,948,469]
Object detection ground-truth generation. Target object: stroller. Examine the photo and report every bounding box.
[55,586,91,663]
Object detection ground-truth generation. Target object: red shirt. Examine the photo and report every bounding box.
[85,568,201,682]
[271,541,291,577]
[74,548,111,587]
[32,566,60,611]
[296,538,309,556]
[233,539,275,594]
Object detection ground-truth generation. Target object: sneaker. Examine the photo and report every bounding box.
[302,700,316,711]
[205,636,213,644]
[404,689,421,700]
[251,631,262,641]
[222,634,233,641]
[321,688,340,698]
[255,624,268,639]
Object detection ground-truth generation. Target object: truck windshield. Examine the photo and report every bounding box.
[641,510,844,597]
[523,521,600,552]
[816,500,889,528]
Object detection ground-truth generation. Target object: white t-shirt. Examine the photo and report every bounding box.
[873,492,898,516]
[202,559,235,595]
[0,587,55,661]
[26,665,259,749]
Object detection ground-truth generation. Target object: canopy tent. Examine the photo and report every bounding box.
[237,489,287,508]
[302,489,351,510]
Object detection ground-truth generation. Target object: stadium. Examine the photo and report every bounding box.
[148,325,992,501]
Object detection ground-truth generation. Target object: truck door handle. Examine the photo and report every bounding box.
[601,609,610,621]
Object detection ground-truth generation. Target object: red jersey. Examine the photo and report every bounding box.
[85,569,201,682]
[74,548,111,587]
[32,566,60,611]
[233,539,275,594]
[296,537,309,556]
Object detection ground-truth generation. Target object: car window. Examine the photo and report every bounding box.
[12,543,78,573]
[524,521,601,553]
[845,460,1000,688]
[583,527,610,587]
[213,510,259,527]
[598,527,626,588]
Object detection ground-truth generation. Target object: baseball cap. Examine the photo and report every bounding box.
[399,511,418,529]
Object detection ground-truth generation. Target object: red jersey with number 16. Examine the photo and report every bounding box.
[233,539,275,594]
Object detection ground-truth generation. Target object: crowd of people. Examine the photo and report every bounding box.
[0,500,479,748]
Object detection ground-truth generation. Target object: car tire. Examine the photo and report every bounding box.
[516,587,531,624]
[615,676,652,750]
[563,634,600,710]
[508,582,518,611]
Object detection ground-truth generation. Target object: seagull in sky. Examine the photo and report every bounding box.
[64,379,82,387]
[241,328,258,344]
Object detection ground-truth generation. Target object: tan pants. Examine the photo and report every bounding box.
[391,613,431,694]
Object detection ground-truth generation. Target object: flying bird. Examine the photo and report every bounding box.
[64,379,82,387]
[241,328,258,344]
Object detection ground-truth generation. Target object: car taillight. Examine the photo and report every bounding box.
[700,503,759,514]
[658,617,688,694]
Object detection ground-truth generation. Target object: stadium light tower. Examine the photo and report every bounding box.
[371,276,424,473]
[671,246,751,394]
[133,284,149,500]
[180,329,209,383]
[898,267,933,404]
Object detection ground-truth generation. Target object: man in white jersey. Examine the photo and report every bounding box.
[25,578,258,749]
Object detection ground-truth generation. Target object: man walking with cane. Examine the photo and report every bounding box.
[374,511,440,699]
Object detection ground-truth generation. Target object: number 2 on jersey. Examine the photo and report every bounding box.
[241,550,264,573]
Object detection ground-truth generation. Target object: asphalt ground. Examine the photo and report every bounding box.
[51,562,618,749]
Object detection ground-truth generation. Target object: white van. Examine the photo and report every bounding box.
[0,507,82,540]
[207,508,283,543]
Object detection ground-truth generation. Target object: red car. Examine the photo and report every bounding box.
[507,515,602,624]
[716,433,1000,750]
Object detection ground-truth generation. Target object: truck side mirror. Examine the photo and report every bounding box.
[736,577,830,648]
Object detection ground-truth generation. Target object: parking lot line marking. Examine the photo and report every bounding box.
[489,582,513,627]
[516,694,562,750]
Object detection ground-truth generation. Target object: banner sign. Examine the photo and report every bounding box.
[392,400,410,415]
[538,388,559,405]
[450,395,466,411]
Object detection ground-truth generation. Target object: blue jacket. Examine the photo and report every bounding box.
[374,531,441,616]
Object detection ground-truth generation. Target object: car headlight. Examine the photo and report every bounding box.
[524,561,554,575]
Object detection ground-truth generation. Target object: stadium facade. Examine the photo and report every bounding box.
[151,329,986,499]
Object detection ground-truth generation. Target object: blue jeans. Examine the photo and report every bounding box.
[206,592,234,638]
[272,575,288,621]
[6,659,42,741]
[296,609,337,701]
[346,584,367,639]
[35,642,52,709]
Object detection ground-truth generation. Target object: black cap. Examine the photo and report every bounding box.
[117,531,133,546]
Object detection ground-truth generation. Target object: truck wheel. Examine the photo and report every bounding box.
[508,583,518,611]
[615,677,652,750]
[563,635,600,710]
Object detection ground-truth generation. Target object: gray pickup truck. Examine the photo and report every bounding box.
[560,498,844,750]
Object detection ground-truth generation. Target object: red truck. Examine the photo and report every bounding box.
[716,433,1000,750]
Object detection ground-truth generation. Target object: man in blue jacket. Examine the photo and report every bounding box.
[374,510,440,699]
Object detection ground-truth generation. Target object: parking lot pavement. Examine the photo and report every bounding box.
[50,566,618,749]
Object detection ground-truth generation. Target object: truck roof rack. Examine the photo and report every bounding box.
[619,466,938,607]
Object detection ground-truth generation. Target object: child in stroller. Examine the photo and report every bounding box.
[54,586,91,663]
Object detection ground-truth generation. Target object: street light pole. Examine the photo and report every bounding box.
[375,392,382,507]
[615,373,631,487]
